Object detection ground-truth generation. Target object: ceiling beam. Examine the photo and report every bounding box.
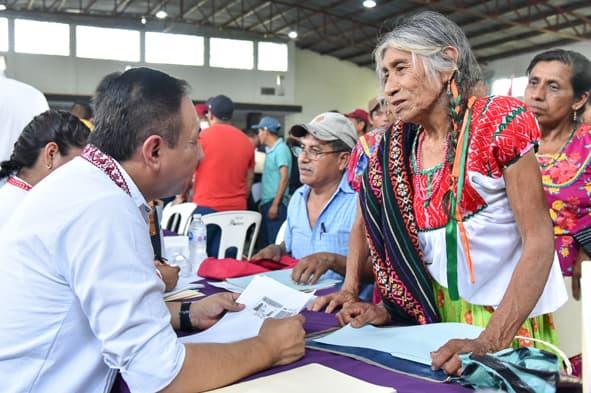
[114,0,134,14]
[408,0,590,42]
[180,0,208,20]
[471,18,589,52]
[148,0,171,16]
[208,0,240,22]
[464,0,591,41]
[223,0,270,28]
[83,0,99,12]
[478,33,591,63]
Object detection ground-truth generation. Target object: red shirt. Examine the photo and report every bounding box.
[192,123,254,211]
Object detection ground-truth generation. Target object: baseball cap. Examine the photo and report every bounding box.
[290,112,358,150]
[206,95,234,121]
[251,116,281,133]
[194,103,208,118]
[368,97,387,115]
[345,109,369,125]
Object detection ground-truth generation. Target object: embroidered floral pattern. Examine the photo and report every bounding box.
[80,144,131,196]
[413,96,537,231]
[362,121,439,324]
[537,123,591,275]
[7,176,32,192]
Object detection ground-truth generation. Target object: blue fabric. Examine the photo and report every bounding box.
[261,138,292,205]
[260,201,288,246]
[456,347,560,393]
[306,340,448,382]
[284,173,372,299]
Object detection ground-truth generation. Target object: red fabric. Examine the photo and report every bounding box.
[198,255,298,280]
[192,123,255,211]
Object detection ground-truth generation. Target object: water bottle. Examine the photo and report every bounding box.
[171,251,192,278]
[188,214,207,274]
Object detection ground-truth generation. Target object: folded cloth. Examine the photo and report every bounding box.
[197,256,298,280]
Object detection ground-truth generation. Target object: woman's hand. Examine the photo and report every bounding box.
[309,289,359,313]
[336,302,390,327]
[431,335,499,376]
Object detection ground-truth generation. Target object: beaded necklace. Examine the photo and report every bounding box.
[411,129,452,208]
[537,124,578,170]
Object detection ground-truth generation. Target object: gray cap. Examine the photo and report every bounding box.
[290,112,358,150]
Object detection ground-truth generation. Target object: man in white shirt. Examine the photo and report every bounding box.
[0,68,305,393]
[0,62,49,162]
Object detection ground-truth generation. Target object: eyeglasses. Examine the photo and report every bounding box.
[291,144,348,160]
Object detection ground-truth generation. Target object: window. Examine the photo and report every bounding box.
[14,19,69,56]
[76,25,140,62]
[209,37,253,70]
[145,32,204,66]
[257,42,288,72]
[0,18,7,52]
[491,76,528,97]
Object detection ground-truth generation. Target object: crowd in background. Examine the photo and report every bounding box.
[0,9,590,393]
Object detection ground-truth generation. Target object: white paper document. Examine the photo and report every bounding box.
[223,268,341,292]
[207,363,396,393]
[314,322,484,365]
[179,276,314,345]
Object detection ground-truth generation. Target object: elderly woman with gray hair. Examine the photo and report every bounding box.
[336,11,567,375]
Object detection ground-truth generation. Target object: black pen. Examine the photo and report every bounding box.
[320,222,326,238]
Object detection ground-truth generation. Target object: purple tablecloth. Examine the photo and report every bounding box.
[112,280,471,393]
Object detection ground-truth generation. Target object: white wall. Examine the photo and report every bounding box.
[3,49,296,105]
[286,49,381,129]
[2,42,382,131]
[485,41,591,80]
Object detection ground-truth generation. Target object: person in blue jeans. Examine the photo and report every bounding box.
[253,116,292,246]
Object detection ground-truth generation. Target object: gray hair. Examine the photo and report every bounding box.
[374,11,482,100]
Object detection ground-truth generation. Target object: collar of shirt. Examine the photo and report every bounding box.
[113,159,151,224]
[265,137,284,154]
[298,172,354,201]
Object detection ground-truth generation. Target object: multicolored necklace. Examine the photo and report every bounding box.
[411,129,452,208]
[537,124,578,170]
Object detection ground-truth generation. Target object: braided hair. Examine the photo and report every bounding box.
[0,110,90,180]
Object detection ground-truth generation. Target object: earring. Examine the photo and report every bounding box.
[573,111,578,123]
[47,164,52,170]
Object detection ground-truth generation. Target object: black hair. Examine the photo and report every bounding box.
[70,101,93,120]
[92,72,121,114]
[527,49,591,116]
[0,110,90,180]
[89,67,190,161]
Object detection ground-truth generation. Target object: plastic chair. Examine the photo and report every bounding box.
[275,220,287,245]
[201,210,262,260]
[160,202,196,235]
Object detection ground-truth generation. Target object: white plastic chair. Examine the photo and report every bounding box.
[161,202,196,235]
[201,210,262,260]
[275,220,287,245]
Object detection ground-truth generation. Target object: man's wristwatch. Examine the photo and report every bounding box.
[179,302,193,331]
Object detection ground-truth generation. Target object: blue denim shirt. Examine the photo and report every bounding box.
[285,173,375,297]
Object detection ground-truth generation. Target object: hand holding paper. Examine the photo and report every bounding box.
[190,292,245,330]
[180,276,314,345]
